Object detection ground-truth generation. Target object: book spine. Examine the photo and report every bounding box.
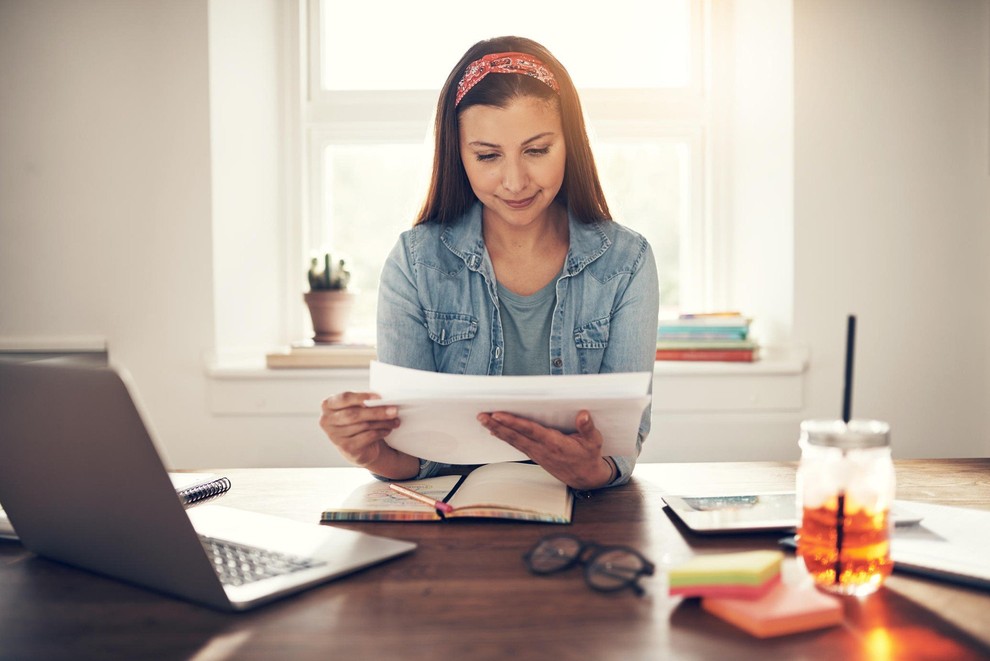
[679,311,743,319]
[656,349,756,362]
[659,318,751,328]
[320,511,440,522]
[657,331,749,341]
[657,340,756,350]
[447,509,570,523]
[266,352,376,368]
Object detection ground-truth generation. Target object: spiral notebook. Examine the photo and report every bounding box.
[171,473,232,508]
[0,473,232,541]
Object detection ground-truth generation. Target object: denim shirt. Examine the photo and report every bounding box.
[376,202,660,487]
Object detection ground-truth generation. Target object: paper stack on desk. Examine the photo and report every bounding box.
[365,361,652,465]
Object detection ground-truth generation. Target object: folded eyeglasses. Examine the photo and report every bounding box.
[523,534,655,595]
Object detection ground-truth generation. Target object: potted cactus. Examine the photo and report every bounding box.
[304,252,355,343]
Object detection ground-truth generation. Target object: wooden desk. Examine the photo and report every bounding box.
[1,459,987,660]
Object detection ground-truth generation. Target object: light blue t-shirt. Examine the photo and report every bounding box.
[497,275,558,376]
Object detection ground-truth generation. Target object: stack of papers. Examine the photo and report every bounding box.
[365,362,652,465]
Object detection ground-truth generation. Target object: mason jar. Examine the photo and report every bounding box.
[796,419,895,596]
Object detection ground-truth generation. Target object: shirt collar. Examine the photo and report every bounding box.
[441,201,611,274]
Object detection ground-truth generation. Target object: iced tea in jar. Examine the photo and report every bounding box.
[796,419,895,596]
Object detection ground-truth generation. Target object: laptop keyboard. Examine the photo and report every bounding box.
[199,535,326,587]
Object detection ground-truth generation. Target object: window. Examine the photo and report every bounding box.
[301,0,720,341]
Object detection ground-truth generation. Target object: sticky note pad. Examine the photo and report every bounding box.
[668,550,783,599]
[670,573,780,599]
[702,581,844,638]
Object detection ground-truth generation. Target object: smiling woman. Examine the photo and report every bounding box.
[318,35,660,493]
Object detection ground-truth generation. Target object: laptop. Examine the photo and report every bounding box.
[0,360,416,611]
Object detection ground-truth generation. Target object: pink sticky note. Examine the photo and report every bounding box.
[701,580,843,638]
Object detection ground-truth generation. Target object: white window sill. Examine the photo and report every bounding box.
[651,345,808,412]
[205,345,808,416]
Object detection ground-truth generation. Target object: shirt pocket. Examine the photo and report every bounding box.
[573,316,610,374]
[425,311,479,345]
[574,316,610,349]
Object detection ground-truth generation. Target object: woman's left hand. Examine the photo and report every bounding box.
[477,409,614,490]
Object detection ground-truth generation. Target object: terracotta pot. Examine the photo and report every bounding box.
[304,290,355,343]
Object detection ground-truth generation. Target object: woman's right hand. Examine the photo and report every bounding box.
[319,392,418,478]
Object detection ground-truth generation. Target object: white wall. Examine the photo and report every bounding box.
[793,0,990,459]
[0,0,344,469]
[725,0,794,347]
[209,0,286,357]
[0,0,216,466]
[2,0,987,469]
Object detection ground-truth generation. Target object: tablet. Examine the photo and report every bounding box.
[662,492,922,534]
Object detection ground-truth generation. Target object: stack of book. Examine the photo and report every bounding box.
[265,342,377,368]
[656,313,757,362]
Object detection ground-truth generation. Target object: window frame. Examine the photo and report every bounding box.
[296,0,726,340]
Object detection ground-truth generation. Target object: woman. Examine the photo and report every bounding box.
[320,36,659,490]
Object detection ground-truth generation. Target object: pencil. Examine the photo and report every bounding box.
[389,482,454,514]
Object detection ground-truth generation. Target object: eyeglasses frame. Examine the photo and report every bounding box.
[522,533,655,595]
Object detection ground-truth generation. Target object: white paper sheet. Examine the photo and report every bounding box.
[366,361,652,464]
[891,500,990,589]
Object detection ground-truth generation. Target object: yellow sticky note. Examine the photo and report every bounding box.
[669,550,783,588]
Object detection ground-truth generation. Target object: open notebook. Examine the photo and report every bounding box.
[323,463,573,524]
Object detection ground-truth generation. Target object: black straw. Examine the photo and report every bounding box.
[835,314,856,585]
[841,315,856,423]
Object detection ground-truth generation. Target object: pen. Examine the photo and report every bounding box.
[389,483,454,514]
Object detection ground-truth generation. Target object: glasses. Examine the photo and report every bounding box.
[523,534,655,595]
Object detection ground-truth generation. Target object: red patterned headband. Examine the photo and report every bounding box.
[454,52,560,107]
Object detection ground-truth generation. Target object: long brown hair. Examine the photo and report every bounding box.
[415,36,611,226]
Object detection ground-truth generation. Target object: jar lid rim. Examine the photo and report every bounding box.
[800,419,890,448]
